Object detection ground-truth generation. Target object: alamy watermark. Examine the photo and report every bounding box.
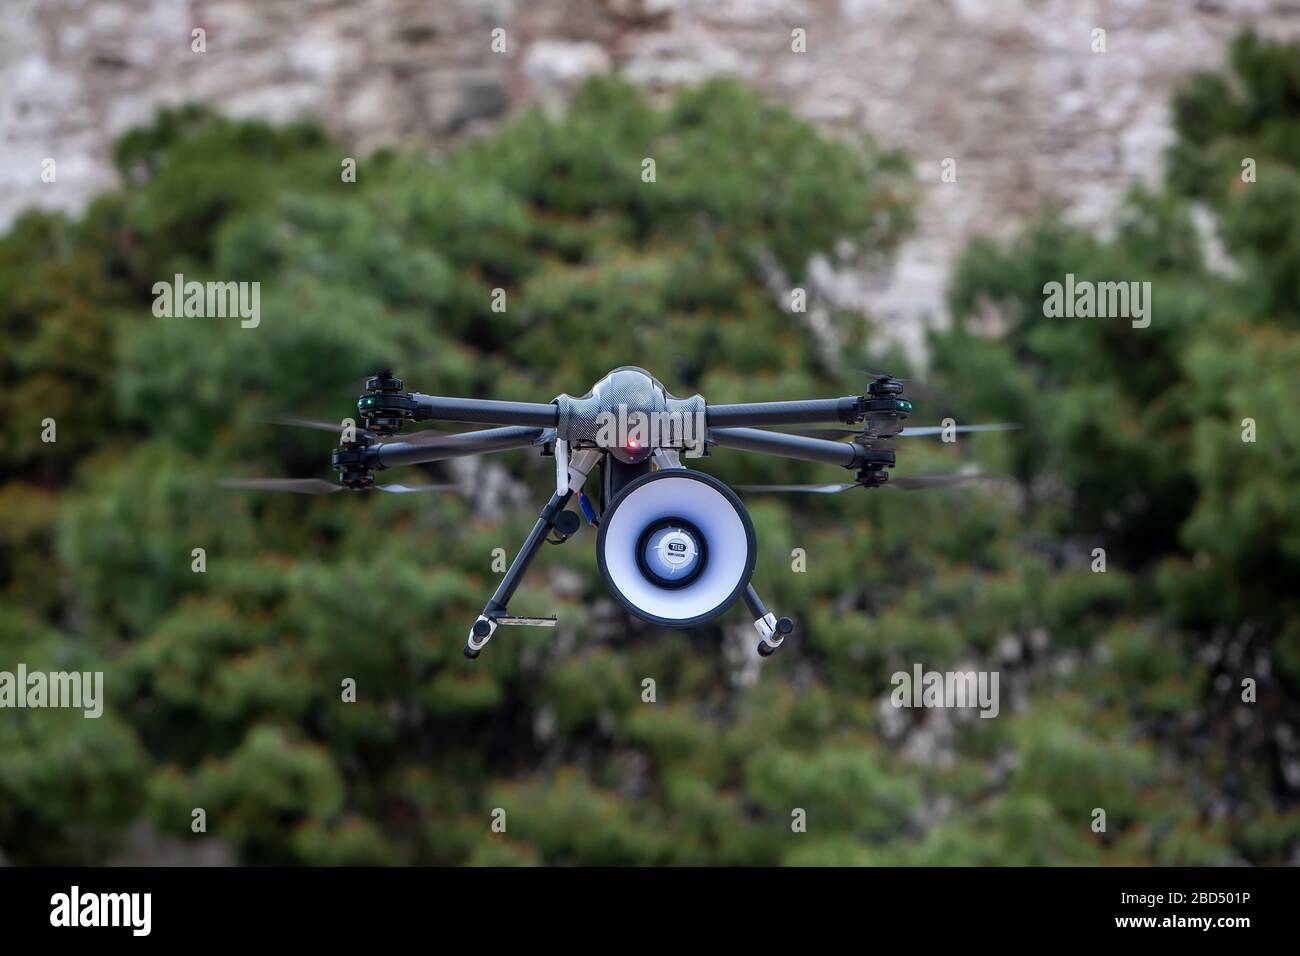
[0,664,103,718]
[890,664,999,719]
[594,406,706,457]
[152,273,261,328]
[50,886,151,936]
[1043,273,1151,328]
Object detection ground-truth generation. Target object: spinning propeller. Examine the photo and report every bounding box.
[738,470,1007,494]
[216,478,456,495]
[266,414,460,447]
[791,422,1021,440]
[221,369,470,493]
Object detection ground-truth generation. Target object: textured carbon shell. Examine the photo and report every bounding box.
[554,367,704,446]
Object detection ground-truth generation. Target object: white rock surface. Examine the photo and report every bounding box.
[3,0,1299,353]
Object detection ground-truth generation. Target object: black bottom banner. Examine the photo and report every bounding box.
[0,865,1289,942]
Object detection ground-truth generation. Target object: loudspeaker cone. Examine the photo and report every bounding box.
[597,470,756,627]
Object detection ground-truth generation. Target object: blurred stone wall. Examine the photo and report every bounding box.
[3,0,1298,348]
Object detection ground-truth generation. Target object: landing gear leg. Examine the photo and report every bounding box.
[464,491,571,659]
[464,446,600,659]
[743,583,794,657]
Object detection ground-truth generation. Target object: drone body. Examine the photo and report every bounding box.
[227,367,1016,659]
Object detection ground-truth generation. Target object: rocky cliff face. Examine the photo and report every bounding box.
[4,0,1298,348]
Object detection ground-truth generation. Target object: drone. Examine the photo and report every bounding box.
[223,367,1017,659]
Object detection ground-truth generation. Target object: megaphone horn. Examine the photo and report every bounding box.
[596,470,756,628]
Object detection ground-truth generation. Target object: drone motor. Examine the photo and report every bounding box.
[356,370,418,435]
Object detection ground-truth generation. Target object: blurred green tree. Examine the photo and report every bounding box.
[929,30,1300,863]
[1,44,1297,867]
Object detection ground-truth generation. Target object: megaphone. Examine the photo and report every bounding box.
[596,470,756,627]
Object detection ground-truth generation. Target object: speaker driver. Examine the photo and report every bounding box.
[636,518,708,589]
[597,470,756,627]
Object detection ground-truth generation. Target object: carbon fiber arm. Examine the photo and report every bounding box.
[410,394,560,428]
[705,397,864,428]
[709,427,865,467]
[372,426,549,468]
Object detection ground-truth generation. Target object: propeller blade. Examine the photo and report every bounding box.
[266,414,350,435]
[899,423,1021,438]
[854,369,912,383]
[373,483,457,494]
[833,366,965,406]
[779,423,1020,441]
[218,478,460,495]
[737,472,1010,494]
[266,414,458,447]
[217,478,344,494]
[886,472,1009,490]
[736,483,859,494]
